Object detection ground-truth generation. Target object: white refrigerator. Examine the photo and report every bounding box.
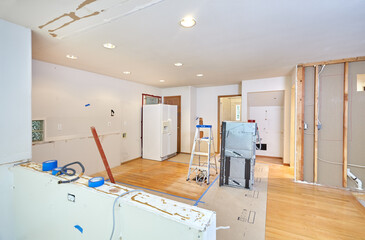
[143,104,177,161]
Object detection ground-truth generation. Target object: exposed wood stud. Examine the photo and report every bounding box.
[296,66,305,181]
[343,62,349,187]
[313,66,319,183]
[298,56,365,67]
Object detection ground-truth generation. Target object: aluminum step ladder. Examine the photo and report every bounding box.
[186,125,218,185]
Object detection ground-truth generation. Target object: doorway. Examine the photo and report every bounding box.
[217,95,242,152]
[163,96,181,153]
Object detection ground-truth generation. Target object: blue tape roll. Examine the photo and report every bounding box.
[42,160,58,171]
[88,177,104,188]
[52,167,63,176]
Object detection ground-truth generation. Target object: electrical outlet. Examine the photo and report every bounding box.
[122,133,126,138]
[57,123,62,130]
[68,193,75,202]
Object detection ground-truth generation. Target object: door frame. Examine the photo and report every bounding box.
[163,96,181,153]
[217,94,242,153]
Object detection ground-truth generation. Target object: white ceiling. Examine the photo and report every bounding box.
[1,0,365,87]
[248,91,284,107]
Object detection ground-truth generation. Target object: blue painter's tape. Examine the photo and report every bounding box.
[52,167,63,175]
[194,175,219,206]
[88,177,104,188]
[196,125,212,128]
[74,225,83,233]
[42,160,58,171]
[85,104,90,107]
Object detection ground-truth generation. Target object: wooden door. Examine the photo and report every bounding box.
[163,96,181,152]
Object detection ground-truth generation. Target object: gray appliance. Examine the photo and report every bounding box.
[219,121,259,189]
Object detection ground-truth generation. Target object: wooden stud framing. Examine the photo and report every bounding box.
[298,56,365,67]
[295,56,365,186]
[313,66,319,183]
[296,66,305,181]
[343,62,349,187]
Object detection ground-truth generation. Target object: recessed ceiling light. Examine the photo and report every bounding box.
[196,73,204,77]
[103,43,116,49]
[66,54,78,60]
[180,16,196,28]
[174,62,183,67]
[123,71,131,75]
[159,80,165,83]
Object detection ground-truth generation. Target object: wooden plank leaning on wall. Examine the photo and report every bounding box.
[313,66,319,183]
[296,66,305,181]
[343,62,349,187]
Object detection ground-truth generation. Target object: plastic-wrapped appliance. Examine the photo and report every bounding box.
[219,121,259,189]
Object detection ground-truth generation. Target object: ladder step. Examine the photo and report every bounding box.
[190,165,209,171]
[194,152,209,156]
[197,137,211,142]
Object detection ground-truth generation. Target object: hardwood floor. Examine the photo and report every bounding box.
[256,156,284,165]
[95,155,365,239]
[94,158,218,200]
[265,162,365,240]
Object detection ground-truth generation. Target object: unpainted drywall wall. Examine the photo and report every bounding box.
[32,60,160,175]
[303,67,314,182]
[302,61,365,190]
[348,61,365,189]
[0,19,31,240]
[317,64,344,187]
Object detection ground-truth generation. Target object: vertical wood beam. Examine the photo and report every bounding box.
[296,66,305,181]
[91,126,115,183]
[343,62,349,187]
[313,66,319,183]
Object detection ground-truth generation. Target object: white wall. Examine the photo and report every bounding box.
[242,77,291,164]
[249,106,284,157]
[0,19,31,240]
[196,84,241,152]
[161,86,196,153]
[32,60,160,174]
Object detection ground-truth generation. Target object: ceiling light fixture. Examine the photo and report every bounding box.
[159,80,165,83]
[103,43,116,49]
[174,62,183,67]
[180,16,196,28]
[66,54,78,60]
[196,73,204,77]
[123,71,131,75]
